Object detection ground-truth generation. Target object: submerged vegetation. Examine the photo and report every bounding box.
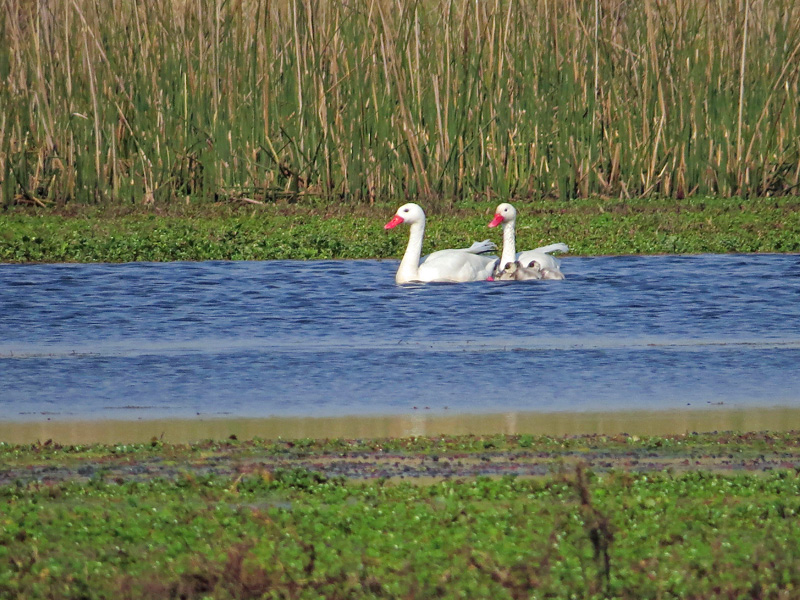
[2,0,800,208]
[1,432,800,598]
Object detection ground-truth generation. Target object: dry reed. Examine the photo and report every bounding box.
[1,0,799,205]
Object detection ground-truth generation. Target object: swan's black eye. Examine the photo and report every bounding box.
[403,208,409,213]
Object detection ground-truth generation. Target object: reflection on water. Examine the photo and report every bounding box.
[2,407,800,445]
[1,254,799,441]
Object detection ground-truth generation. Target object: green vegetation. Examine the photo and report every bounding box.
[4,0,799,262]
[2,0,800,207]
[2,195,800,263]
[2,432,800,598]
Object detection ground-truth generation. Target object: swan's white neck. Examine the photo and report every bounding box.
[500,219,517,267]
[396,219,425,283]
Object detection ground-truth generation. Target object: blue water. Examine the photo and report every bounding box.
[1,255,799,422]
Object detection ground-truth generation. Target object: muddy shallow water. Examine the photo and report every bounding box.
[2,254,799,443]
[3,422,799,486]
[2,407,800,446]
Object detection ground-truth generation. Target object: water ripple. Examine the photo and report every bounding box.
[1,254,799,421]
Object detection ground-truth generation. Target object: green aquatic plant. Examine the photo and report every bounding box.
[1,196,799,262]
[2,458,800,598]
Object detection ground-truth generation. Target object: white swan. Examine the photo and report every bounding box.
[385,203,498,284]
[488,203,568,274]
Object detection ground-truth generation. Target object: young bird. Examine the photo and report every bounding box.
[495,261,544,281]
[529,260,566,280]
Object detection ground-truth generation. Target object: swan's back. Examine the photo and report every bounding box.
[417,249,497,282]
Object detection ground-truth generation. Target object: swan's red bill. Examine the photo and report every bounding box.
[384,215,405,229]
[488,214,504,228]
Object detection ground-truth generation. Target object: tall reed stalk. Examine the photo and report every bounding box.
[1,0,799,205]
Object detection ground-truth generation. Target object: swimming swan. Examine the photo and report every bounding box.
[488,203,568,277]
[385,203,498,284]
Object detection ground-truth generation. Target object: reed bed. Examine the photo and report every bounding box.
[1,0,799,206]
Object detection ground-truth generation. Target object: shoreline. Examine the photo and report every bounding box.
[3,406,800,445]
[2,426,799,487]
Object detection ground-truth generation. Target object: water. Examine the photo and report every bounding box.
[1,254,799,423]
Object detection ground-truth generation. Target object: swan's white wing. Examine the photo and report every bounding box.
[417,250,497,282]
[461,239,497,254]
[517,243,569,271]
[532,242,568,254]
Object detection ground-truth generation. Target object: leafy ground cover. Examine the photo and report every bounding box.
[2,432,800,598]
[2,196,800,263]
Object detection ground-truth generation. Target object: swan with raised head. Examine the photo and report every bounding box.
[385,203,498,284]
[488,202,568,275]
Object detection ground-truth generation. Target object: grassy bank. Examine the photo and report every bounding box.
[2,432,800,598]
[2,196,800,263]
[2,0,800,206]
